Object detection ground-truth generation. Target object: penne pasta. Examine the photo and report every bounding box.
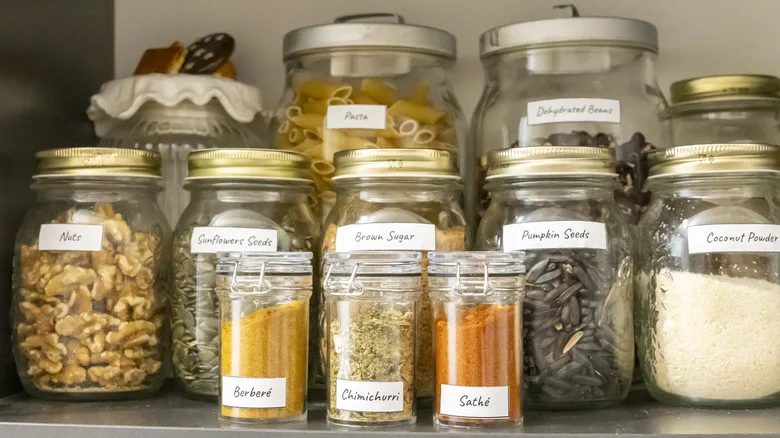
[303,129,320,140]
[351,91,379,105]
[311,158,336,177]
[376,137,400,149]
[398,118,421,137]
[413,125,438,145]
[321,129,376,161]
[276,131,294,150]
[409,82,430,106]
[438,126,458,144]
[310,169,332,193]
[302,97,350,115]
[429,140,457,152]
[388,100,446,125]
[342,128,401,139]
[288,127,304,145]
[286,105,302,120]
[361,78,398,105]
[296,80,352,99]
[277,120,291,134]
[292,139,324,159]
[289,113,325,130]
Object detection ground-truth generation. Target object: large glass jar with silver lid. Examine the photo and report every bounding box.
[274,13,471,224]
[472,5,666,223]
[476,147,634,410]
[666,75,780,146]
[637,144,780,408]
[171,149,319,400]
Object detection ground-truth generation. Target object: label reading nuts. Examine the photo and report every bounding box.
[526,98,621,125]
[326,104,387,130]
[190,227,277,254]
[688,224,780,254]
[38,224,104,251]
[439,384,509,418]
[503,221,608,251]
[335,223,436,252]
[335,379,405,413]
[221,376,286,409]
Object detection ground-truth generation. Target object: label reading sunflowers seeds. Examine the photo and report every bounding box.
[326,104,387,130]
[38,224,104,251]
[190,227,277,254]
[336,379,404,412]
[526,98,621,125]
[221,376,286,409]
[503,221,608,251]
[439,384,509,418]
[688,224,780,254]
[335,223,436,251]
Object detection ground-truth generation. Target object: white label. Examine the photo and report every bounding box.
[190,227,277,254]
[326,104,387,129]
[335,223,436,252]
[335,380,404,413]
[439,385,509,418]
[526,98,621,125]
[688,224,780,254]
[221,376,286,409]
[38,224,103,251]
[503,221,607,251]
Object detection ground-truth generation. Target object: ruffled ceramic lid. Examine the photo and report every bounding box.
[87,74,263,137]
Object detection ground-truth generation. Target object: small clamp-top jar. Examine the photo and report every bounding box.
[171,149,319,400]
[323,252,421,426]
[476,147,634,410]
[217,252,312,423]
[428,252,524,428]
[636,144,780,408]
[12,147,170,400]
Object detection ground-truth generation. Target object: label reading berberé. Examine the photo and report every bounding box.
[439,384,509,418]
[190,227,277,254]
[38,224,104,251]
[526,98,621,126]
[326,104,387,130]
[336,379,404,413]
[688,224,780,254]
[503,221,608,251]
[335,223,436,251]
[221,376,286,409]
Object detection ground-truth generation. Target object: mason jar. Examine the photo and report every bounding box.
[274,13,471,224]
[636,143,780,408]
[323,148,467,401]
[171,149,320,400]
[476,147,634,410]
[666,75,780,146]
[12,147,170,401]
[473,5,666,223]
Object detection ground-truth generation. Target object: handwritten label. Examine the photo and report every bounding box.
[335,223,436,252]
[221,376,286,409]
[38,224,104,251]
[688,224,780,254]
[439,385,509,418]
[335,380,404,412]
[190,227,277,254]
[503,221,607,251]
[326,104,387,129]
[526,98,621,125]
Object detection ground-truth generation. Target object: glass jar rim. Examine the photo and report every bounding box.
[216,252,313,275]
[324,251,422,275]
[428,251,525,276]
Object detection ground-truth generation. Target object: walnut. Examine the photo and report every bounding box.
[135,267,153,290]
[123,368,146,386]
[104,219,132,246]
[65,339,90,367]
[68,285,93,314]
[44,265,96,297]
[88,365,121,386]
[85,332,106,354]
[139,358,161,376]
[116,254,141,277]
[55,313,119,339]
[59,251,90,267]
[112,296,151,321]
[106,320,157,346]
[91,265,117,301]
[52,365,87,385]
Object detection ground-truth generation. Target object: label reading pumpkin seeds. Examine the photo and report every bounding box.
[221,376,286,408]
[526,98,621,125]
[503,221,608,251]
[335,223,436,252]
[38,224,104,251]
[688,224,780,254]
[326,104,387,130]
[190,227,277,254]
[336,379,404,412]
[439,384,509,418]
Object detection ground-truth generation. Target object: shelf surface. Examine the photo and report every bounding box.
[1,387,779,437]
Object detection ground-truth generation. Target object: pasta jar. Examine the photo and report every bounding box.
[172,149,320,400]
[274,13,471,224]
[322,148,467,401]
[428,252,524,428]
[637,143,780,408]
[476,147,634,410]
[217,252,312,423]
[323,252,421,426]
[667,75,780,146]
[473,4,666,223]
[12,148,170,401]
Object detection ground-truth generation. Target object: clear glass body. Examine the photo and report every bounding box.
[636,173,780,407]
[667,99,780,146]
[476,176,634,409]
[171,179,320,400]
[12,176,171,401]
[472,46,667,223]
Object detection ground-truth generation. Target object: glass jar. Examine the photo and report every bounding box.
[636,143,780,408]
[473,5,666,223]
[12,148,170,401]
[476,147,634,410]
[666,74,780,146]
[428,251,524,428]
[323,251,421,426]
[274,13,471,224]
[171,149,320,400]
[322,148,467,401]
[216,252,312,423]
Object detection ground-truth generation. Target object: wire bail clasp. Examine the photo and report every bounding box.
[230,257,272,295]
[324,262,365,296]
[453,262,494,296]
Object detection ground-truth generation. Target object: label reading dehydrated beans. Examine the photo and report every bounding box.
[439,384,509,418]
[335,223,436,251]
[688,224,780,254]
[335,379,404,413]
[526,98,621,125]
[326,104,387,130]
[503,221,608,251]
[38,224,104,251]
[221,376,286,408]
[190,227,277,254]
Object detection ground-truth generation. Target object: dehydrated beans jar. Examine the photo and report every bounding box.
[476,147,634,410]
[636,144,780,408]
[171,149,319,400]
[12,148,170,400]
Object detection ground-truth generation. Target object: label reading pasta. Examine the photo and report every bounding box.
[326,104,386,129]
[190,227,277,254]
[688,224,780,254]
[526,98,621,125]
[38,224,104,251]
[335,223,435,251]
[503,221,607,251]
[221,376,286,409]
[439,384,509,418]
[336,379,404,413]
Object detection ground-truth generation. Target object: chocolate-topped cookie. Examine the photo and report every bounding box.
[181,32,235,74]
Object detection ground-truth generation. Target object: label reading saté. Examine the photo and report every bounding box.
[221,376,286,409]
[503,221,607,251]
[336,380,404,413]
[335,223,436,252]
[326,104,387,130]
[38,224,104,251]
[190,227,277,254]
[439,385,509,418]
[526,98,621,125]
[688,224,780,254]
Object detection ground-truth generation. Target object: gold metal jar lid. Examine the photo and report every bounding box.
[647,144,780,179]
[187,149,312,181]
[670,74,780,104]
[332,149,459,180]
[35,147,161,178]
[486,147,615,179]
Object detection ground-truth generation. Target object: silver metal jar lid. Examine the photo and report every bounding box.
[283,13,456,60]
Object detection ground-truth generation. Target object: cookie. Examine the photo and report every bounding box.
[133,42,187,75]
[180,32,235,75]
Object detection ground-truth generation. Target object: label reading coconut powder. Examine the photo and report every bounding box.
[221,376,286,408]
[335,223,436,251]
[503,221,608,251]
[439,384,509,418]
[336,379,404,413]
[326,104,387,130]
[190,227,277,254]
[38,224,104,251]
[688,224,780,254]
[526,98,621,125]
